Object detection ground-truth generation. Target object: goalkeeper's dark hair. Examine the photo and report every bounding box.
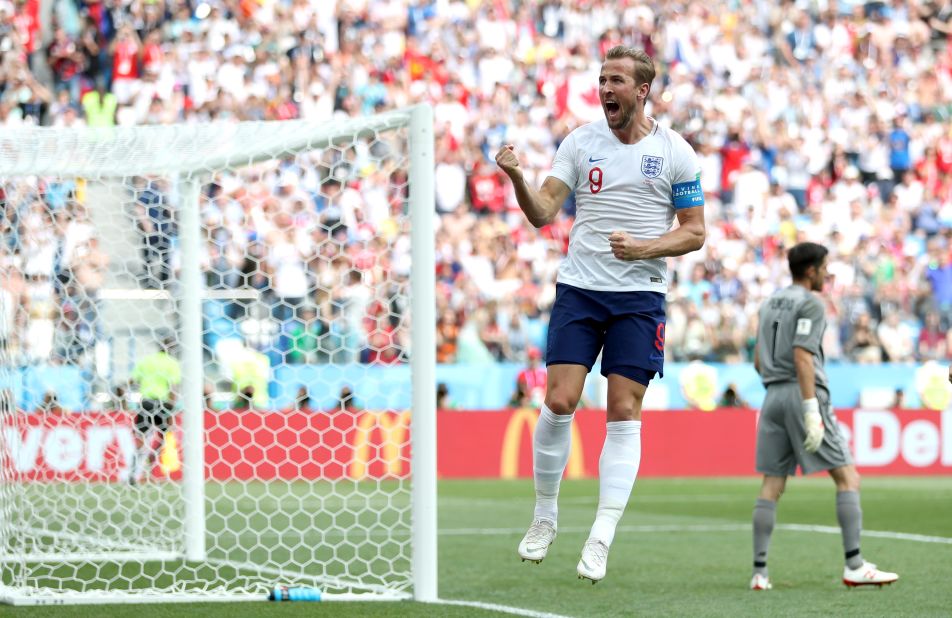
[605,46,655,95]
[787,242,828,280]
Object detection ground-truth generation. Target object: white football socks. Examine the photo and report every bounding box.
[589,420,642,547]
[532,404,575,524]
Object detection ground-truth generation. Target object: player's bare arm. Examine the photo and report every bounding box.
[793,346,816,400]
[753,337,761,375]
[495,144,571,228]
[608,204,705,260]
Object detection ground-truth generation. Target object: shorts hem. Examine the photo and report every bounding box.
[799,461,852,476]
[545,360,594,372]
[600,364,658,386]
[756,467,795,478]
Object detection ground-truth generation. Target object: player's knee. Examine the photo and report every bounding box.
[605,395,643,421]
[544,392,580,415]
[831,466,861,491]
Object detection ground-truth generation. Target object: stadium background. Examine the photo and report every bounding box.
[2,0,952,439]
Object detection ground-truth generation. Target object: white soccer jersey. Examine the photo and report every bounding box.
[548,118,704,292]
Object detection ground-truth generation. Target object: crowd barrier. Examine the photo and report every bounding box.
[3,408,950,482]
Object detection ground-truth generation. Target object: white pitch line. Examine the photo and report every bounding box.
[439,523,952,545]
[778,523,952,545]
[434,598,574,618]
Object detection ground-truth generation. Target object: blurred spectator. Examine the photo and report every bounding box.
[917,311,947,361]
[37,390,62,415]
[845,314,884,364]
[455,307,496,364]
[436,382,457,410]
[108,25,141,106]
[1,69,51,124]
[218,340,269,408]
[80,82,116,128]
[889,117,912,190]
[893,388,905,410]
[133,177,175,289]
[294,386,311,411]
[513,347,546,408]
[286,305,327,365]
[718,383,748,409]
[335,385,359,413]
[46,27,82,102]
[877,311,915,363]
[232,385,256,411]
[436,308,459,363]
[682,264,713,308]
[681,302,714,361]
[479,304,509,361]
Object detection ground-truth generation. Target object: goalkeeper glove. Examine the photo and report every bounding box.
[802,398,824,453]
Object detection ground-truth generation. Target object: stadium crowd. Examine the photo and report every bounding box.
[2,0,952,379]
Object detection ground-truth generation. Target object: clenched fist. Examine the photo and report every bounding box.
[495,144,521,177]
[608,230,650,261]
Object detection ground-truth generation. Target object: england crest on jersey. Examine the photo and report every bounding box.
[641,155,664,178]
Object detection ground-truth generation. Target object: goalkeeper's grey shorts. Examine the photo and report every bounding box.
[755,383,853,477]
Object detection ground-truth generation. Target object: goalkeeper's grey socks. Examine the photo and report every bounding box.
[532,405,575,524]
[589,420,641,547]
[752,498,776,576]
[837,490,864,569]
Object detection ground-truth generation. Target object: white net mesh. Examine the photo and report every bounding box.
[0,109,430,603]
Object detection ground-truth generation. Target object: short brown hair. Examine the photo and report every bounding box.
[605,46,656,93]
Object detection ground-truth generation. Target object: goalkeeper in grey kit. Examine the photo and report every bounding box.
[749,242,898,590]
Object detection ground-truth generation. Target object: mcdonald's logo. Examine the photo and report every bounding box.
[159,430,181,475]
[500,407,585,479]
[349,410,411,479]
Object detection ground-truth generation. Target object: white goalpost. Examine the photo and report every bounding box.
[0,105,436,605]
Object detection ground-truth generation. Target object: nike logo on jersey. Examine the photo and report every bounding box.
[588,156,607,163]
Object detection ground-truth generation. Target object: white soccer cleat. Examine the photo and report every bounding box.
[517,519,556,564]
[749,573,772,590]
[576,538,609,584]
[843,562,899,587]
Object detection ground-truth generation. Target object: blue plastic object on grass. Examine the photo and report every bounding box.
[268,585,322,602]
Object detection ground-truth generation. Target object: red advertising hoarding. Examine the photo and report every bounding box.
[2,408,951,482]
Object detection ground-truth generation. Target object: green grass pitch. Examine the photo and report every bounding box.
[6,476,952,617]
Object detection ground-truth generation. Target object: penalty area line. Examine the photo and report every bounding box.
[433,598,574,618]
[777,523,952,545]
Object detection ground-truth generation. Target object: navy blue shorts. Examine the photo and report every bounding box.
[546,283,666,386]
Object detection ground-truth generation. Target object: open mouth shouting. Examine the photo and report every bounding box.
[603,100,623,125]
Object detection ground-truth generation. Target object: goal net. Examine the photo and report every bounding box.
[0,106,436,605]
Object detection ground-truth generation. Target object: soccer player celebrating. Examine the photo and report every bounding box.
[750,242,898,590]
[495,46,705,583]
